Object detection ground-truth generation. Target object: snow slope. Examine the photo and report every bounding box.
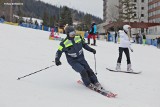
[0,23,160,107]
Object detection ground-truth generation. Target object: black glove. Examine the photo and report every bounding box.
[91,48,96,54]
[55,59,62,66]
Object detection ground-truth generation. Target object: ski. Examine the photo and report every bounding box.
[77,80,117,98]
[106,68,142,74]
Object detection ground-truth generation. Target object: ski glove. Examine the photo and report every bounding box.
[91,49,96,54]
[55,59,62,66]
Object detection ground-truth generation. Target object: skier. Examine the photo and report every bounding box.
[142,33,146,45]
[87,22,97,46]
[49,28,54,40]
[115,31,118,43]
[116,25,133,72]
[55,26,102,90]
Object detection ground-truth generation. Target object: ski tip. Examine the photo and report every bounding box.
[77,80,81,83]
[106,93,118,98]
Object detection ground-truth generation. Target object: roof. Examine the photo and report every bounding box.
[103,22,160,29]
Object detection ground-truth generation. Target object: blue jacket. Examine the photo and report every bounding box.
[55,35,94,65]
[89,23,97,34]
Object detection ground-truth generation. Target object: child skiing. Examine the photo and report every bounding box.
[49,28,54,40]
[116,25,133,72]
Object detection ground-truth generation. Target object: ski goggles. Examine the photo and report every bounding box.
[69,31,76,36]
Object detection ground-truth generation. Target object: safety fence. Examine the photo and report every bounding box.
[106,34,160,49]
[0,18,52,32]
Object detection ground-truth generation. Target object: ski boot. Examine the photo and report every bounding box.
[87,83,97,90]
[87,38,90,44]
[116,63,121,71]
[127,64,133,72]
[94,82,103,90]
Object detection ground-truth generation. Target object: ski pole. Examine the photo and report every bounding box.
[94,54,97,75]
[17,64,55,80]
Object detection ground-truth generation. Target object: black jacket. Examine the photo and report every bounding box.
[55,35,94,64]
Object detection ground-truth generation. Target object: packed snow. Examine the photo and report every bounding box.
[0,23,160,107]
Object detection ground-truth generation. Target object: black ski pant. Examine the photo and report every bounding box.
[117,47,131,64]
[68,58,98,86]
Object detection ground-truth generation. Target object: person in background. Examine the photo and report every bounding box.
[84,31,88,38]
[63,24,68,34]
[139,33,143,44]
[54,23,59,36]
[87,22,97,46]
[142,33,146,45]
[116,25,133,72]
[115,31,118,43]
[49,28,54,39]
[157,37,160,49]
[96,32,99,40]
[105,32,109,42]
[136,34,139,44]
[0,15,5,20]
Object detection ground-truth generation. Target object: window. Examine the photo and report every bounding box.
[141,14,144,17]
[134,13,137,16]
[134,6,137,9]
[134,0,137,2]
[158,2,160,6]
[141,7,144,10]
[141,0,144,2]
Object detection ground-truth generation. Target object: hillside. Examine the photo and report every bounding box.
[0,0,102,25]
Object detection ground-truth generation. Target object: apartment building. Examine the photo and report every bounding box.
[148,0,160,35]
[103,0,148,33]
[101,0,160,35]
[103,0,148,23]
[132,0,148,22]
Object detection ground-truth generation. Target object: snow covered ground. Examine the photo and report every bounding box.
[0,23,160,107]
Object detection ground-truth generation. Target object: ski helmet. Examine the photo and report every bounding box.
[65,26,76,36]
[123,25,131,32]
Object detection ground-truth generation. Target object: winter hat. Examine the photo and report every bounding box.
[65,26,76,36]
[123,25,131,32]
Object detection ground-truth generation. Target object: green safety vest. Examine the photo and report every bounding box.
[58,36,82,51]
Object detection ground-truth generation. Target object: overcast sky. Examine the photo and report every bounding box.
[40,0,103,19]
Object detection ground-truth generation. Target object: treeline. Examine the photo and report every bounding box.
[0,0,102,30]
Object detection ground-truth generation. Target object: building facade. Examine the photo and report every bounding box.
[132,0,148,23]
[103,0,119,23]
[101,0,160,35]
[148,0,160,35]
[103,0,148,23]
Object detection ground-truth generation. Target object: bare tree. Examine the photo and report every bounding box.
[119,0,136,24]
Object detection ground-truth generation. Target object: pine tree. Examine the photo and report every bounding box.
[42,11,49,26]
[59,6,73,27]
[83,14,92,30]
